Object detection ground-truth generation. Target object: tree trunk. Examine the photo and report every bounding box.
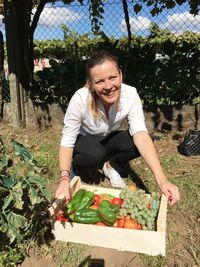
[0,30,4,120]
[122,0,132,82]
[29,0,48,86]
[4,0,32,127]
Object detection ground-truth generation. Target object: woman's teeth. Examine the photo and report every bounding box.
[103,90,115,96]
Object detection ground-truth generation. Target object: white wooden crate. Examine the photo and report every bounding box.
[50,177,167,256]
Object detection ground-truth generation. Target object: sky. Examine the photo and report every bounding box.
[0,0,199,40]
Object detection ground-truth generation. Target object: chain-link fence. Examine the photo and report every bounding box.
[1,0,200,102]
[34,1,199,40]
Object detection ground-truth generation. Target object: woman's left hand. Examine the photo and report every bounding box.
[159,181,180,206]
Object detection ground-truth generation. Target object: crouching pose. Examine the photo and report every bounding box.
[55,50,180,206]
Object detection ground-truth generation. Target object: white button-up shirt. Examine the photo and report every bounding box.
[61,83,147,147]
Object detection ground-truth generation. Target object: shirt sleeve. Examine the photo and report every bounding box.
[128,91,148,136]
[60,93,83,147]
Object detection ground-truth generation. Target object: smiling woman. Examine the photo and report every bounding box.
[55,50,180,207]
[86,53,122,118]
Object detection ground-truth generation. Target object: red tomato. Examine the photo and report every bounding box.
[124,219,139,230]
[94,194,101,206]
[56,214,68,222]
[111,197,123,207]
[147,202,151,209]
[137,224,142,230]
[117,219,125,228]
[95,222,107,226]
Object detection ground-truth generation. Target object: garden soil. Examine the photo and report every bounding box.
[1,123,199,267]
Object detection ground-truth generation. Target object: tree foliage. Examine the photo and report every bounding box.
[133,0,199,16]
[32,25,200,106]
[3,0,199,127]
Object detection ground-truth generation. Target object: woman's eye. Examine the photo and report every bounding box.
[95,80,103,84]
[110,76,117,80]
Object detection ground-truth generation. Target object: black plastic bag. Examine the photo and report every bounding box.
[178,129,200,156]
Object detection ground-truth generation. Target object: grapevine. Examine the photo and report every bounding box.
[119,186,161,230]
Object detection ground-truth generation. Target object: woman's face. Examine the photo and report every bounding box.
[89,60,122,108]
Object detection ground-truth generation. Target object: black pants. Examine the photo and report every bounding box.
[73,130,140,178]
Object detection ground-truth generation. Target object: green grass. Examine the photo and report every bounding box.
[1,125,200,267]
[37,241,87,267]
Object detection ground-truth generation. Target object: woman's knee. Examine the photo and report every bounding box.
[74,141,106,168]
[85,147,106,165]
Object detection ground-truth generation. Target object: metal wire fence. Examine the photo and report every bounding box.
[1,0,200,102]
[33,1,199,40]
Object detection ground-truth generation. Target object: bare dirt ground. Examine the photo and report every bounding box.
[1,123,199,267]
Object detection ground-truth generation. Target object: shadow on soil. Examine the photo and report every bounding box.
[79,256,105,267]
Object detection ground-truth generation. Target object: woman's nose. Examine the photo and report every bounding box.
[104,79,112,89]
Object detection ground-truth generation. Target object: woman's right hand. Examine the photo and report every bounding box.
[55,180,71,201]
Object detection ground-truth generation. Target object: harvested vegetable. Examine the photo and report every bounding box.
[97,200,119,226]
[128,183,138,192]
[73,208,100,224]
[94,194,101,206]
[124,219,141,230]
[119,186,161,230]
[65,189,86,214]
[111,197,123,207]
[65,189,95,214]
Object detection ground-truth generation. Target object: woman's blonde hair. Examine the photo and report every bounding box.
[85,50,121,118]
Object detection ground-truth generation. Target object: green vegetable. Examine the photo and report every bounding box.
[97,206,117,226]
[99,199,110,208]
[66,189,86,214]
[73,208,100,224]
[100,200,120,212]
[76,191,95,210]
[66,189,95,214]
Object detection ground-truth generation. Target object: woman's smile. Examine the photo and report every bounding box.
[89,60,122,108]
[102,88,118,96]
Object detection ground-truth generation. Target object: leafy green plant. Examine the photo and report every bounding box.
[32,25,200,106]
[0,138,52,265]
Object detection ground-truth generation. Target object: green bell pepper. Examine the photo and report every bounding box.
[76,191,95,210]
[97,206,117,226]
[65,189,86,214]
[73,208,100,224]
[65,189,95,214]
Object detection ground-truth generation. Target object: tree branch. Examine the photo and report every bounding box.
[30,0,49,37]
[122,0,132,81]
[122,0,132,53]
